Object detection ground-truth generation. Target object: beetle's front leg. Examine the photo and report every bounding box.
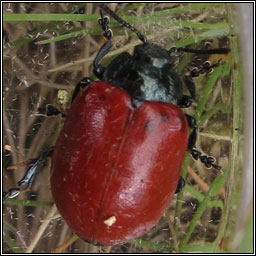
[3,147,54,200]
[93,10,113,79]
[178,60,221,108]
[38,104,66,118]
[71,77,93,102]
[39,77,94,117]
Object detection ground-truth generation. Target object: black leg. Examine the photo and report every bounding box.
[93,9,113,79]
[71,77,93,102]
[178,60,222,109]
[186,114,197,150]
[38,104,66,118]
[185,114,221,171]
[93,40,113,79]
[180,59,223,170]
[189,60,221,78]
[173,44,229,109]
[175,177,186,193]
[39,79,93,118]
[3,147,54,201]
[177,75,195,109]
[93,5,148,79]
[178,94,193,108]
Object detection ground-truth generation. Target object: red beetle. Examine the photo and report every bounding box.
[51,81,188,245]
[49,4,224,243]
[4,4,224,247]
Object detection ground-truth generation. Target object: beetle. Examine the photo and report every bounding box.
[4,4,228,247]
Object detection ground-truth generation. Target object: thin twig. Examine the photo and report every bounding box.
[48,34,158,73]
[187,166,225,199]
[26,205,57,253]
[104,246,113,253]
[52,235,79,253]
[165,210,179,252]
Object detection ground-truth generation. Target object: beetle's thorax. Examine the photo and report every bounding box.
[102,43,183,107]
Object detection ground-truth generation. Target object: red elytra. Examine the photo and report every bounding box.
[50,81,189,245]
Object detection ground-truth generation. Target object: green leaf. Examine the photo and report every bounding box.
[3,199,53,207]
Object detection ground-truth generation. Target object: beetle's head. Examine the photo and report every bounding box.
[127,43,182,107]
[99,5,183,107]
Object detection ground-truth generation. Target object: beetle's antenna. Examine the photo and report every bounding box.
[169,47,230,55]
[99,4,147,44]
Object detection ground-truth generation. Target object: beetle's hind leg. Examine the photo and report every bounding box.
[185,115,221,171]
[3,147,54,201]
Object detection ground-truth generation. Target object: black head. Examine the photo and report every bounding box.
[99,4,183,107]
[102,42,183,107]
